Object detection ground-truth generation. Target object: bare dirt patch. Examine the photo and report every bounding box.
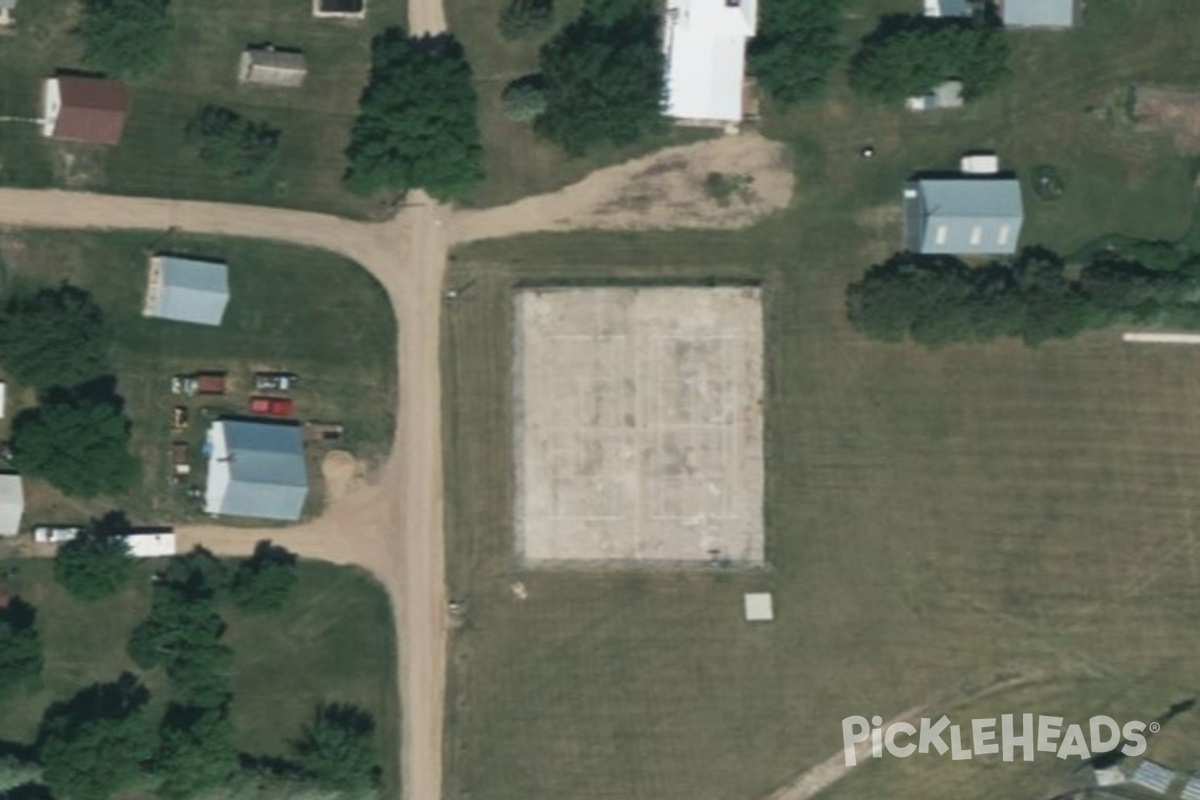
[1134,86,1200,153]
[320,449,365,503]
[452,133,794,241]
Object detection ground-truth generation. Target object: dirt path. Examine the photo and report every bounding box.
[0,130,791,800]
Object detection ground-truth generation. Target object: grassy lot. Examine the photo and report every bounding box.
[0,0,406,217]
[442,3,1200,800]
[0,558,400,797]
[0,230,396,527]
[444,0,716,208]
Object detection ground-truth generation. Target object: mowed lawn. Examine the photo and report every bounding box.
[0,0,406,217]
[0,231,396,526]
[441,2,1200,800]
[0,558,400,798]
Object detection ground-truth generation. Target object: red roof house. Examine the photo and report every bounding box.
[41,77,130,145]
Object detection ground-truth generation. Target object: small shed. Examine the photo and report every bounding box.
[1131,762,1177,796]
[906,80,965,111]
[0,473,23,537]
[313,0,366,18]
[238,47,307,88]
[1003,0,1076,28]
[144,255,230,326]
[903,176,1024,255]
[743,592,774,622]
[41,76,130,145]
[122,532,177,558]
[1094,766,1125,787]
[923,0,973,17]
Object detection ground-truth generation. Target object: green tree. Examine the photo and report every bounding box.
[230,540,299,614]
[0,755,42,793]
[38,675,157,800]
[128,581,231,708]
[10,391,139,498]
[154,706,239,799]
[53,513,136,601]
[1014,249,1097,344]
[186,106,281,182]
[499,0,553,40]
[848,15,1009,103]
[78,0,173,79]
[344,30,484,200]
[535,0,666,155]
[501,75,548,123]
[160,546,229,601]
[0,285,111,391]
[292,704,378,793]
[748,0,843,104]
[0,597,43,700]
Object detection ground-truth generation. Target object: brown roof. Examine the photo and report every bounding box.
[52,77,130,145]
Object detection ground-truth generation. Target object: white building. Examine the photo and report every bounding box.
[205,420,309,522]
[0,473,24,537]
[122,532,177,558]
[662,0,757,124]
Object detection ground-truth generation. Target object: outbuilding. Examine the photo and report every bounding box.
[904,175,1024,255]
[144,255,230,326]
[0,473,23,537]
[122,531,177,558]
[923,0,973,17]
[662,0,757,124]
[906,80,965,111]
[205,420,309,522]
[238,47,308,88]
[1003,0,1076,28]
[40,76,130,145]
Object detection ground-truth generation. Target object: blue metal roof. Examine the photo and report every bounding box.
[153,256,229,326]
[1003,0,1075,27]
[936,0,973,17]
[216,421,308,521]
[905,178,1024,255]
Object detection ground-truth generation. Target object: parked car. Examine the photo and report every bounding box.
[249,396,295,417]
[33,526,82,544]
[254,372,299,392]
[171,372,227,396]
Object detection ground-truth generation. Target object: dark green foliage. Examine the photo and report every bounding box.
[230,540,299,614]
[501,75,548,123]
[160,546,229,601]
[154,706,239,799]
[78,0,173,79]
[53,513,136,601]
[128,578,231,708]
[0,285,111,391]
[344,30,484,200]
[37,675,157,800]
[535,0,666,155]
[0,754,41,792]
[499,0,553,40]
[0,598,43,699]
[10,389,139,498]
[186,106,281,183]
[848,15,1010,103]
[847,247,1200,347]
[748,0,843,105]
[292,704,378,792]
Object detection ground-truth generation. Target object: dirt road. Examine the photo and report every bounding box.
[0,130,790,800]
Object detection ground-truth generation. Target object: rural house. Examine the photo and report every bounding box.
[238,47,307,88]
[662,0,757,125]
[904,172,1024,255]
[0,473,23,536]
[40,76,130,145]
[1002,0,1076,28]
[205,420,309,522]
[923,0,973,17]
[143,255,230,326]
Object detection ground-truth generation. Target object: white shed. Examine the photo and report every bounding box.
[0,473,24,537]
[743,592,774,621]
[238,48,308,88]
[122,531,176,558]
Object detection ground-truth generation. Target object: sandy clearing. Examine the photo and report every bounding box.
[0,126,793,800]
[451,132,793,242]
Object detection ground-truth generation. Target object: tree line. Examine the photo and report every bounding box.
[846,245,1200,347]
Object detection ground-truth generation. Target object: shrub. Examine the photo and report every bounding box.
[1032,164,1066,201]
[230,540,299,614]
[53,513,136,601]
[501,75,548,123]
[0,598,43,699]
[186,106,281,182]
[748,0,844,104]
[292,704,378,792]
[0,285,111,391]
[78,0,172,78]
[499,0,553,40]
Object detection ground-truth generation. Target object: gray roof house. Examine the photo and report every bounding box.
[923,0,973,17]
[1003,0,1076,28]
[143,255,230,326]
[204,420,309,522]
[238,47,307,88]
[0,473,23,537]
[904,177,1024,255]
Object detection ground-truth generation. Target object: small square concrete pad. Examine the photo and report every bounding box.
[744,592,774,622]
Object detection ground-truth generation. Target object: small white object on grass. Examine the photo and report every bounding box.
[744,592,774,622]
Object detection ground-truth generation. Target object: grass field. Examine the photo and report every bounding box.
[0,558,400,797]
[0,0,406,217]
[0,230,396,527]
[441,2,1200,800]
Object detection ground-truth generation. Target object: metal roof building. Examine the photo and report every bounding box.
[0,473,23,537]
[144,255,230,326]
[1003,0,1075,27]
[238,48,308,88]
[924,0,973,17]
[40,77,130,145]
[205,420,309,522]
[904,177,1024,255]
[1181,773,1200,800]
[122,532,177,558]
[662,0,757,123]
[1131,761,1177,795]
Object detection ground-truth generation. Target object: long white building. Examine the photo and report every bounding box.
[662,0,757,124]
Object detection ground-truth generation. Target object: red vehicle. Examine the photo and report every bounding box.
[248,396,294,417]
